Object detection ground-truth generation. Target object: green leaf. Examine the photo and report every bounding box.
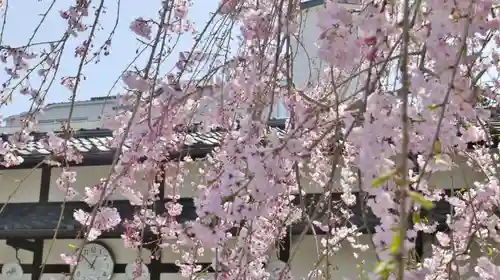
[412,212,421,224]
[428,104,439,110]
[488,246,493,256]
[408,191,434,210]
[433,140,441,154]
[375,260,394,280]
[372,169,398,188]
[389,232,400,255]
[68,243,77,249]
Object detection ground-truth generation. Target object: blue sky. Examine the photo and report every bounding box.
[0,0,219,117]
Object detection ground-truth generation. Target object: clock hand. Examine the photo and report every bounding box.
[90,256,98,269]
[80,254,92,266]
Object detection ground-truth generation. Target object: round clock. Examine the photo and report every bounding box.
[74,242,115,280]
[125,262,149,280]
[1,263,23,280]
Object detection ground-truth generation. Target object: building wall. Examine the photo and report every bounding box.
[0,240,33,280]
[1,98,117,133]
[0,153,487,204]
[0,238,211,280]
[293,2,363,100]
[0,156,489,279]
[290,234,378,279]
[2,232,497,279]
[40,101,116,123]
[421,234,500,278]
[41,239,150,280]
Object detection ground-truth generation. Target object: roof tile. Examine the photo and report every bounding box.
[0,120,287,165]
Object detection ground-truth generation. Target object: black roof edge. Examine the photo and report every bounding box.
[1,144,217,170]
[300,0,324,9]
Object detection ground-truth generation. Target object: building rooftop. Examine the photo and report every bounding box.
[0,119,288,168]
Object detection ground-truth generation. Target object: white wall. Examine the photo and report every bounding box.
[290,234,378,279]
[0,153,487,204]
[293,2,363,100]
[422,234,500,278]
[41,101,116,122]
[49,166,151,202]
[0,168,41,203]
[1,98,116,133]
[0,151,489,280]
[0,240,33,269]
[423,153,486,190]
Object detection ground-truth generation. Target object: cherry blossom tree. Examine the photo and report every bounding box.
[1,0,500,279]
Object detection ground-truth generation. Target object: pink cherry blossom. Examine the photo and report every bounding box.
[130,18,152,40]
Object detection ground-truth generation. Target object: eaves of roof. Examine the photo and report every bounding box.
[0,119,287,169]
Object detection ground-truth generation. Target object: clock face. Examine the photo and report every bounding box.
[1,263,23,280]
[74,242,115,280]
[125,262,149,280]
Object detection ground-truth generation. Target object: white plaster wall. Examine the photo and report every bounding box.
[194,84,288,123]
[40,238,221,280]
[50,166,149,202]
[0,240,32,280]
[293,5,324,88]
[0,153,487,205]
[0,153,490,280]
[424,153,486,191]
[159,273,215,280]
[38,274,131,280]
[0,240,33,264]
[289,234,378,279]
[422,234,500,278]
[0,168,41,203]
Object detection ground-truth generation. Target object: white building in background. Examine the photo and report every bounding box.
[1,96,118,134]
[1,90,288,135]
[293,0,363,99]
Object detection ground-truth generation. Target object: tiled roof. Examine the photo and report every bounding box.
[0,120,287,167]
[13,135,115,155]
[6,131,229,156]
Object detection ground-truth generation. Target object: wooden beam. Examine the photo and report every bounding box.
[0,193,380,239]
[149,169,166,280]
[147,241,161,280]
[0,192,463,239]
[31,240,43,280]
[39,165,51,202]
[278,228,291,262]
